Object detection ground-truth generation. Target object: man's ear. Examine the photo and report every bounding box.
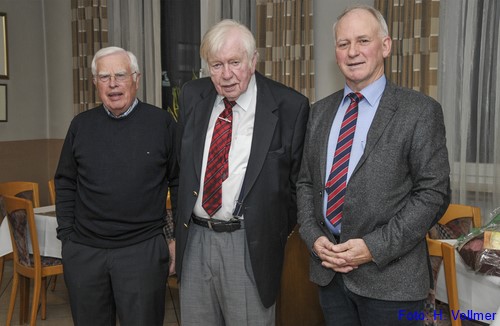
[382,36,392,58]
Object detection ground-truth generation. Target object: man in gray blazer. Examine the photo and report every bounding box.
[175,20,309,325]
[297,5,450,326]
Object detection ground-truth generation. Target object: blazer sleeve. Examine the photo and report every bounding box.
[287,96,310,234]
[297,102,330,251]
[363,97,451,267]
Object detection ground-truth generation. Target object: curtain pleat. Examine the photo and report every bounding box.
[439,0,500,221]
[256,0,315,102]
[71,0,108,114]
[107,0,162,107]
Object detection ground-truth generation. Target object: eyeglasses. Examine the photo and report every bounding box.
[96,72,137,83]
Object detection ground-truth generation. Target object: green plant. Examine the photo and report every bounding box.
[166,71,199,122]
[167,86,180,122]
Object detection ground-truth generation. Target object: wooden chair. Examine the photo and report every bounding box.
[166,190,172,210]
[47,179,60,291]
[0,181,41,208]
[48,179,56,206]
[427,239,460,326]
[426,204,481,326]
[0,181,41,293]
[3,195,63,326]
[437,204,481,230]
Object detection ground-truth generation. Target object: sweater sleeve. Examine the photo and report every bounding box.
[165,111,179,239]
[54,122,78,241]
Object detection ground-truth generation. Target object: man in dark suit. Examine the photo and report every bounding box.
[297,5,450,326]
[174,19,309,325]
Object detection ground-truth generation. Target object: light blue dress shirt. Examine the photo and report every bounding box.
[323,76,387,235]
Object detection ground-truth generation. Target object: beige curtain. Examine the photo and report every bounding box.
[375,0,440,99]
[108,0,162,107]
[71,0,109,114]
[256,0,315,102]
[439,0,500,221]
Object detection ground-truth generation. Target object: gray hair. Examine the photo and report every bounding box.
[333,5,389,42]
[91,46,140,81]
[200,19,256,67]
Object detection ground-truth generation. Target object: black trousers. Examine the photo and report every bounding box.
[319,273,425,326]
[62,234,169,326]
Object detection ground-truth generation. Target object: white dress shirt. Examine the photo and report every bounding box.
[193,75,257,221]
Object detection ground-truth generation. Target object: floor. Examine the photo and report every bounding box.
[0,259,181,325]
[0,259,489,326]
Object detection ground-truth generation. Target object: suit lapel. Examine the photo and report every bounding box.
[193,88,218,181]
[318,93,343,184]
[352,84,397,175]
[239,74,278,200]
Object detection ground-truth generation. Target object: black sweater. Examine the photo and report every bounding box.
[55,102,178,248]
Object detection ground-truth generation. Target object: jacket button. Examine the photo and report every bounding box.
[320,221,325,226]
[319,190,323,196]
[183,223,189,228]
[193,191,198,197]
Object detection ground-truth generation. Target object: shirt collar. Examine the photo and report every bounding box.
[343,75,386,107]
[216,74,256,111]
[104,98,139,119]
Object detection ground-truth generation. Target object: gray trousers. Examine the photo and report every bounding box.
[180,223,275,326]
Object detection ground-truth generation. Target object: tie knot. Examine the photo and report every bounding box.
[223,98,236,110]
[347,92,363,104]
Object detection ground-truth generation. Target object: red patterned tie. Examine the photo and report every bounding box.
[202,98,235,216]
[325,92,363,227]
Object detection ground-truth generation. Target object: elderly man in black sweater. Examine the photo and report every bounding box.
[55,46,178,326]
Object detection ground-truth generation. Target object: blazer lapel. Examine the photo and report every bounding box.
[318,93,343,184]
[352,84,398,175]
[239,74,278,200]
[193,88,218,181]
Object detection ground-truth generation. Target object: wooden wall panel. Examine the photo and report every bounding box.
[0,139,64,206]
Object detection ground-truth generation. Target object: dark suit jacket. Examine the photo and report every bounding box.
[297,81,450,301]
[175,72,310,308]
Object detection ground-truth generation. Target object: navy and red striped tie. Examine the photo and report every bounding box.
[325,92,363,227]
[202,98,235,216]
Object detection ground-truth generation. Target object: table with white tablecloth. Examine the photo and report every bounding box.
[0,215,12,257]
[0,205,61,259]
[436,239,500,324]
[30,205,61,258]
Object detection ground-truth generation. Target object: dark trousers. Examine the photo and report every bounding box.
[319,273,425,326]
[62,234,169,326]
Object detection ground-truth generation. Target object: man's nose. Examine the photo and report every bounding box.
[221,64,233,78]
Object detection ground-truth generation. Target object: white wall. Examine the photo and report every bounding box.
[0,0,72,142]
[0,0,48,141]
[313,0,374,101]
[44,0,73,139]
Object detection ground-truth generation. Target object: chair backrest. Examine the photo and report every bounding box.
[425,203,481,326]
[3,195,41,269]
[0,181,41,208]
[48,179,56,206]
[166,190,171,210]
[439,204,481,229]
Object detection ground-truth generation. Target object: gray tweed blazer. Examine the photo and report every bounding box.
[297,81,450,301]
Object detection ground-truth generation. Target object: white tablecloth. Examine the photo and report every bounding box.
[436,239,500,324]
[0,216,12,257]
[0,205,61,259]
[31,205,61,258]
